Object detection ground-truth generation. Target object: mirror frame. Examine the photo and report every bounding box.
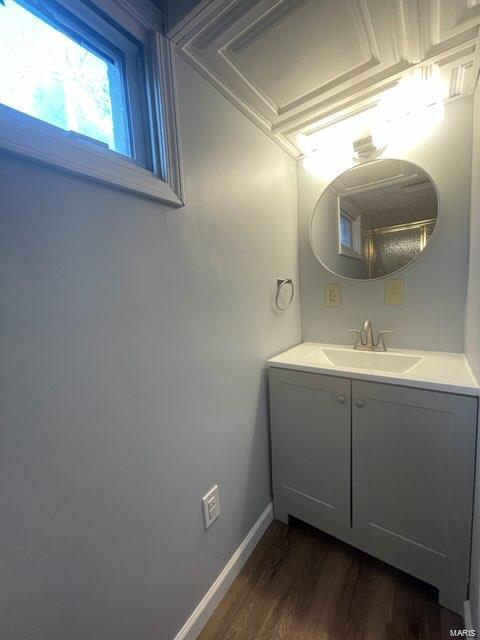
[308,158,441,282]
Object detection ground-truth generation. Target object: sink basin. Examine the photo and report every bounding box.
[269,342,479,395]
[303,347,423,374]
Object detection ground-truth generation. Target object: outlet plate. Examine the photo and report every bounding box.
[202,485,220,530]
[326,283,341,306]
[385,279,404,304]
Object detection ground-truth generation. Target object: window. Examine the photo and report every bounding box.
[338,206,362,259]
[1,0,132,155]
[340,212,353,250]
[0,0,183,205]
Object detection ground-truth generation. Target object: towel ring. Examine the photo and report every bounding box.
[276,278,294,311]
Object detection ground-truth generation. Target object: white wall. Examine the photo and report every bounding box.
[466,79,480,630]
[466,87,480,382]
[0,52,301,640]
[297,98,473,352]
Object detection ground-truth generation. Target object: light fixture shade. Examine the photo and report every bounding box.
[352,133,384,161]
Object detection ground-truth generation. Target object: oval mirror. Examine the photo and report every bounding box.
[310,159,439,280]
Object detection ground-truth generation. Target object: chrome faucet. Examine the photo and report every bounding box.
[362,320,374,348]
[348,321,394,352]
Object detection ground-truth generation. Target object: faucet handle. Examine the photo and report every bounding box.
[348,329,362,349]
[376,330,395,351]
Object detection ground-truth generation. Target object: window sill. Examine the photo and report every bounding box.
[0,104,183,206]
[339,245,363,260]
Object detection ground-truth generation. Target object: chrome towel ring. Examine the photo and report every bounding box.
[275,278,294,311]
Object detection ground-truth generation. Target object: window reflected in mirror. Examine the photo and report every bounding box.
[310,159,438,280]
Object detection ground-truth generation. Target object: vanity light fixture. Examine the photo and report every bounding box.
[352,132,385,161]
[370,65,446,154]
[303,64,447,176]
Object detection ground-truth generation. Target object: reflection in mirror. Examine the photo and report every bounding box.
[310,159,438,280]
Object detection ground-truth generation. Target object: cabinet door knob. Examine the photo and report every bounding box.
[337,395,346,404]
[356,400,365,408]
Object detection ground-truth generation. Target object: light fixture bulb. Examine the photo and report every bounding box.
[371,65,446,153]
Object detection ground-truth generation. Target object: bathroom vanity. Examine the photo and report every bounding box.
[268,343,479,614]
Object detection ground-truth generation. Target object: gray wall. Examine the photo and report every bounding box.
[466,79,480,631]
[0,53,301,640]
[297,98,473,352]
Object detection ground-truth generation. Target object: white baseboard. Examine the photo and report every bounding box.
[173,502,274,640]
[464,600,475,631]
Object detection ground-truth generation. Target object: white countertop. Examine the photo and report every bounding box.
[268,342,480,397]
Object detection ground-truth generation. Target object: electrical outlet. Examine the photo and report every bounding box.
[202,485,220,530]
[385,279,404,304]
[326,283,341,306]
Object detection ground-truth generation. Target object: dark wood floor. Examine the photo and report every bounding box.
[198,518,463,640]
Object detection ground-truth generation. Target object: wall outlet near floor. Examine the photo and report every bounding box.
[385,279,404,305]
[325,283,341,306]
[202,485,220,530]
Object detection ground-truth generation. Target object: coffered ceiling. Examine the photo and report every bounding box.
[334,160,437,227]
[168,0,480,157]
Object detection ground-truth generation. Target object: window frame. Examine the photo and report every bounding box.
[337,201,362,260]
[0,0,184,206]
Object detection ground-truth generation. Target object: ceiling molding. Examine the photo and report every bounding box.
[169,0,480,157]
[449,61,470,97]
[335,160,421,196]
[421,0,480,57]
[166,0,217,40]
[393,0,422,63]
[108,0,164,32]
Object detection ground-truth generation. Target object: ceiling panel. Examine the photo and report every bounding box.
[170,0,480,157]
[226,0,373,109]
[420,0,480,55]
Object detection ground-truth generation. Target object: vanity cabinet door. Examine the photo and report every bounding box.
[269,368,351,536]
[352,380,477,613]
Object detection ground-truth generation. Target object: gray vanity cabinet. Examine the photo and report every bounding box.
[269,367,478,614]
[352,380,477,613]
[269,368,351,537]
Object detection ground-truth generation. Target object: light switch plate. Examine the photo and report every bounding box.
[325,284,341,306]
[385,279,404,304]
